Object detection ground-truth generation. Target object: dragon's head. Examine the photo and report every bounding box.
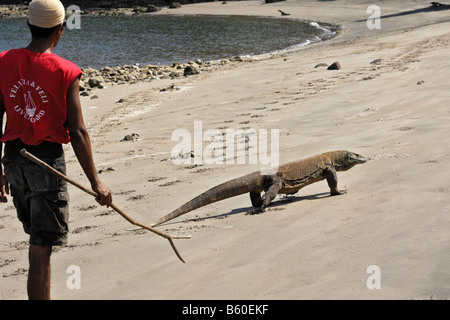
[331,151,367,171]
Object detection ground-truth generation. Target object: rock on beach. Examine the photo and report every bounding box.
[79,56,249,96]
[0,3,252,96]
[327,61,342,70]
[0,5,26,18]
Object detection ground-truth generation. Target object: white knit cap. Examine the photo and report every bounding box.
[28,0,65,28]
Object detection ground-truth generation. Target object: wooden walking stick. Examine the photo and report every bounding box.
[20,148,191,263]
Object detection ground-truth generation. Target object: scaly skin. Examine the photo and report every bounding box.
[151,150,367,227]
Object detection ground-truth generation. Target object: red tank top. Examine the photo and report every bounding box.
[0,48,82,145]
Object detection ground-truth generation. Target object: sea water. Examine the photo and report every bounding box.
[0,15,337,69]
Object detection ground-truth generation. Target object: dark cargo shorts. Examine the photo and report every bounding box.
[2,140,70,247]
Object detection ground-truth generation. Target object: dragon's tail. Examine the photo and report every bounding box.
[151,173,261,227]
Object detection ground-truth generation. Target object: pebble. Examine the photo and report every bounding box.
[121,133,140,142]
[78,56,249,96]
[327,61,342,70]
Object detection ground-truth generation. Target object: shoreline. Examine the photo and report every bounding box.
[0,9,341,95]
[1,6,341,96]
[75,15,340,96]
[1,0,450,300]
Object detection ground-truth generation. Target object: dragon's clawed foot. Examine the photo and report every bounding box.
[330,188,348,196]
[246,207,265,215]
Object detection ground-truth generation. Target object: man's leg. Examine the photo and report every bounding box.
[28,244,52,300]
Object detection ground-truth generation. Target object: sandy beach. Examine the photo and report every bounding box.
[1,0,449,300]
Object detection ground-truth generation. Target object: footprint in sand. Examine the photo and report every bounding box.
[394,126,415,131]
[147,177,166,183]
[127,194,147,201]
[72,225,98,234]
[158,180,182,187]
[0,258,15,268]
[7,268,27,277]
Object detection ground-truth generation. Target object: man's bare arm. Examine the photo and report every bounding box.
[66,78,112,207]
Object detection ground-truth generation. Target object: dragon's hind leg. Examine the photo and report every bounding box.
[247,176,283,215]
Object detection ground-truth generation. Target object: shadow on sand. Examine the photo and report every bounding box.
[159,191,334,226]
[357,3,450,22]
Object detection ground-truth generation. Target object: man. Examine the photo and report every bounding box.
[0,0,112,300]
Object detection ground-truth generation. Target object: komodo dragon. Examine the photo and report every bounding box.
[151,150,367,227]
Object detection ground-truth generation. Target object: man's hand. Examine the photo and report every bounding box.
[0,173,9,203]
[91,181,112,207]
